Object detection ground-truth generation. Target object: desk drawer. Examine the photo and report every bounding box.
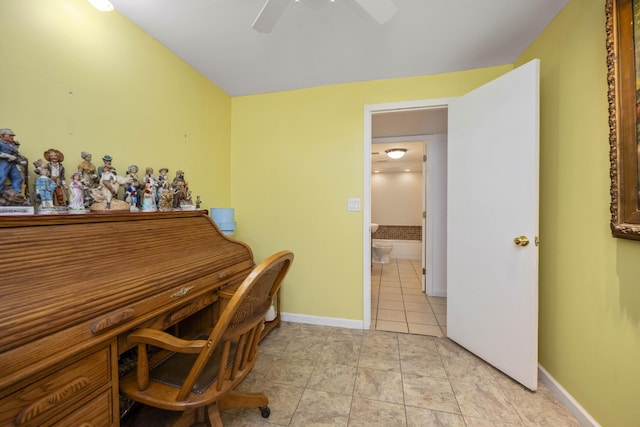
[51,389,114,427]
[0,346,112,427]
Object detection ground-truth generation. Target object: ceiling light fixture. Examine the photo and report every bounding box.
[385,148,407,159]
[88,0,114,11]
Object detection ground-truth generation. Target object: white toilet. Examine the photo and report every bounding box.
[372,242,393,264]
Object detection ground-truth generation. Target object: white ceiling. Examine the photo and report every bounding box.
[107,0,567,173]
[371,108,446,172]
[109,0,568,97]
[373,108,448,138]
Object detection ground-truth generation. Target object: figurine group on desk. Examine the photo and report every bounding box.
[0,127,199,214]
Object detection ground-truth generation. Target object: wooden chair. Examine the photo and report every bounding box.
[119,250,294,427]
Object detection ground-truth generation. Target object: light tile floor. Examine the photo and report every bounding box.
[372,258,447,337]
[218,322,581,426]
[126,258,581,426]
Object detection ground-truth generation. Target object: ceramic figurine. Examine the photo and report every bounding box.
[125,165,142,203]
[98,154,116,177]
[157,167,169,191]
[101,164,116,194]
[35,167,57,209]
[144,167,157,203]
[68,172,85,211]
[140,180,156,211]
[33,158,48,175]
[0,128,29,205]
[44,148,66,206]
[99,164,117,209]
[89,168,132,211]
[183,187,193,208]
[77,151,98,188]
[172,170,192,208]
[32,159,48,206]
[126,164,140,183]
[158,187,173,211]
[125,183,139,210]
[77,151,99,208]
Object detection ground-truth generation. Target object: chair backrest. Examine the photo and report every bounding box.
[175,250,293,401]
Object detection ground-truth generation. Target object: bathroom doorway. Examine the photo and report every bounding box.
[366,104,449,335]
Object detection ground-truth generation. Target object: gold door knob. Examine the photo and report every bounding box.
[514,236,530,246]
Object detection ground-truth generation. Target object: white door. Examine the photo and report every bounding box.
[447,59,540,390]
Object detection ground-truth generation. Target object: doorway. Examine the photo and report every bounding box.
[371,138,443,335]
[363,100,451,331]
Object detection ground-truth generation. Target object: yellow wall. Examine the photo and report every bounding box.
[0,0,232,207]
[230,66,511,320]
[516,0,640,425]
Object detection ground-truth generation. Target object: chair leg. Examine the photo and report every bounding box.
[205,402,224,427]
[218,390,268,409]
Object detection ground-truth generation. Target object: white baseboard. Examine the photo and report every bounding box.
[538,365,600,427]
[428,290,447,298]
[280,312,364,330]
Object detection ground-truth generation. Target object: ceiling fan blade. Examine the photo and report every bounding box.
[352,0,397,24]
[252,0,291,33]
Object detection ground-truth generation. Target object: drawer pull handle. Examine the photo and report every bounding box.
[15,376,90,424]
[218,268,236,279]
[91,308,135,334]
[171,286,194,298]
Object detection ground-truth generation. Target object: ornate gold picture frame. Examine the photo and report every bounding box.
[607,0,640,239]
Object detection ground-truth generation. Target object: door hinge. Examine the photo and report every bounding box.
[422,211,426,219]
[422,268,426,275]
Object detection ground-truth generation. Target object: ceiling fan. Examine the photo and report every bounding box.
[252,0,397,33]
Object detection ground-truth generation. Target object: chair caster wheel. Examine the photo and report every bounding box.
[260,406,270,418]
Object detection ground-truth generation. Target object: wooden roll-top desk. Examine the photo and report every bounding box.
[0,210,255,426]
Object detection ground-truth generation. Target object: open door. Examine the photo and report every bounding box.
[447,59,540,390]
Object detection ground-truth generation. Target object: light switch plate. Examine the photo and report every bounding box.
[348,198,361,211]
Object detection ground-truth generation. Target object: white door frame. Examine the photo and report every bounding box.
[363,98,452,329]
[421,139,427,294]
[424,132,448,298]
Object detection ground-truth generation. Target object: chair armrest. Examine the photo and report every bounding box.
[128,328,208,354]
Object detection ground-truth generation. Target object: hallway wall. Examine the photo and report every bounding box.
[371,171,422,226]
